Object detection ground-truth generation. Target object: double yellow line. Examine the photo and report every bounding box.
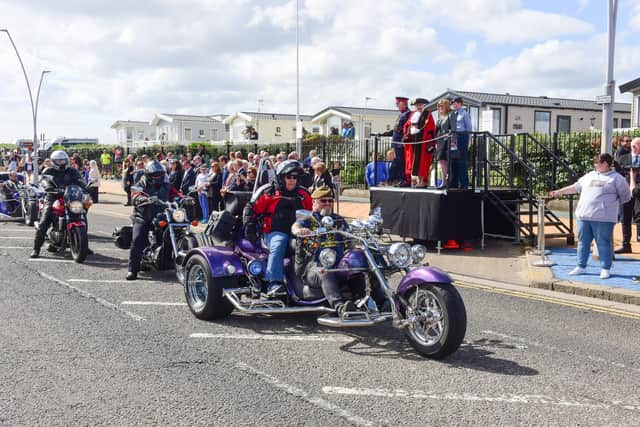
[455,280,640,321]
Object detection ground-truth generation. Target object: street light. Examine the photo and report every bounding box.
[1,29,51,183]
[601,0,619,154]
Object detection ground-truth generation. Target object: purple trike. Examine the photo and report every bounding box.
[179,194,467,359]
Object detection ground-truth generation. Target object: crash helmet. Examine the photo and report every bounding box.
[275,159,303,190]
[50,150,70,171]
[145,160,166,188]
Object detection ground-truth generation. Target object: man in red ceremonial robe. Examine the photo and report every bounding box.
[402,98,436,187]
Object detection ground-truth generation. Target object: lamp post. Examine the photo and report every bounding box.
[257,98,264,144]
[1,29,50,183]
[295,0,302,155]
[601,0,618,154]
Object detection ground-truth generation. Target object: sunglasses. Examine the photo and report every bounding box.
[318,198,333,203]
[285,174,298,179]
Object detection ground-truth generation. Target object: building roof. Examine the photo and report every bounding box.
[223,111,314,124]
[110,120,151,129]
[151,113,224,126]
[620,77,640,94]
[429,89,632,113]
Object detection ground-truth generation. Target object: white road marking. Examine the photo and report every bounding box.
[91,230,115,237]
[38,272,145,322]
[68,279,142,284]
[90,210,131,219]
[322,387,640,412]
[235,362,373,426]
[482,330,640,374]
[190,333,353,343]
[29,258,126,265]
[0,236,32,239]
[0,246,31,249]
[0,245,122,252]
[122,301,187,306]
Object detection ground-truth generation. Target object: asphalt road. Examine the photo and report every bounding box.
[1,198,639,426]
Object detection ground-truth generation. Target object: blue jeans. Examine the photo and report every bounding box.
[199,193,209,221]
[265,231,290,282]
[577,220,614,269]
[448,133,469,189]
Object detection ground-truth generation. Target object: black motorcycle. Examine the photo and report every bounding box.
[114,194,198,280]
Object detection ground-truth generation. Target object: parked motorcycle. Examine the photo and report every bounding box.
[113,193,198,281]
[0,173,43,225]
[180,206,467,359]
[38,176,92,263]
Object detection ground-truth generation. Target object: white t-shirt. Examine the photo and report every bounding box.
[196,172,209,194]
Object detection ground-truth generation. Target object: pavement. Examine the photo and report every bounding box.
[1,194,640,425]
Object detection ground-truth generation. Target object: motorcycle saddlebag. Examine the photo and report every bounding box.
[113,225,133,249]
[206,210,236,242]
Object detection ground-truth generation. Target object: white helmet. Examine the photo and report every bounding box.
[50,150,70,171]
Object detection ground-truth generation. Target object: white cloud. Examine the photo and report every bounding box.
[577,0,589,13]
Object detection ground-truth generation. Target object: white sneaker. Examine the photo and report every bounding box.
[569,267,586,275]
[600,269,610,279]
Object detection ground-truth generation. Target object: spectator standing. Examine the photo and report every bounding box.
[449,96,473,189]
[207,162,224,211]
[380,96,411,186]
[550,153,631,279]
[87,160,101,203]
[168,159,184,193]
[8,156,17,173]
[122,158,134,206]
[218,155,229,184]
[614,136,634,253]
[435,98,456,188]
[195,164,210,221]
[365,153,389,187]
[113,146,123,178]
[181,160,197,194]
[304,150,317,170]
[310,162,333,193]
[100,149,112,179]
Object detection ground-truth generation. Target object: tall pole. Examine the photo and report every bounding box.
[1,29,50,183]
[257,98,263,144]
[295,0,301,154]
[601,0,618,154]
[34,70,51,182]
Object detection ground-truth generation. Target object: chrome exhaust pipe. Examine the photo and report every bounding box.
[223,289,334,314]
[317,313,392,328]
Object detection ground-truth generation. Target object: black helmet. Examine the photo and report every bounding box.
[275,160,302,190]
[145,160,166,188]
[50,150,70,171]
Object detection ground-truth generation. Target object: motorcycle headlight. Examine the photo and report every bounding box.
[318,248,337,268]
[69,200,84,213]
[388,242,411,268]
[411,244,427,264]
[247,260,264,276]
[172,208,186,223]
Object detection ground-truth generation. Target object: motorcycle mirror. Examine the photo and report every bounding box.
[321,216,334,228]
[295,209,313,221]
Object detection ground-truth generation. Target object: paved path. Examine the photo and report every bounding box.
[1,201,640,425]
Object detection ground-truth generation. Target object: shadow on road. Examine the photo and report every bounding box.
[206,313,539,375]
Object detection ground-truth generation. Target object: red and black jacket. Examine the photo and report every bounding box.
[243,183,312,236]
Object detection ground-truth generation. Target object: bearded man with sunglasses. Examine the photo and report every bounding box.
[292,186,368,317]
[243,160,312,296]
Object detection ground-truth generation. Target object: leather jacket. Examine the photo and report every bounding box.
[131,175,173,224]
[40,167,87,203]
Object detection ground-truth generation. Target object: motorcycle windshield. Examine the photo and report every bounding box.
[64,185,84,203]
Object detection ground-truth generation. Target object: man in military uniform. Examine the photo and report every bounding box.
[380,96,411,186]
[31,151,89,258]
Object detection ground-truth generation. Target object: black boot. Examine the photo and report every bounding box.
[30,249,40,259]
[614,244,632,254]
[266,281,286,297]
[126,271,137,281]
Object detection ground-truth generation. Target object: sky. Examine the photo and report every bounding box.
[0,0,639,144]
